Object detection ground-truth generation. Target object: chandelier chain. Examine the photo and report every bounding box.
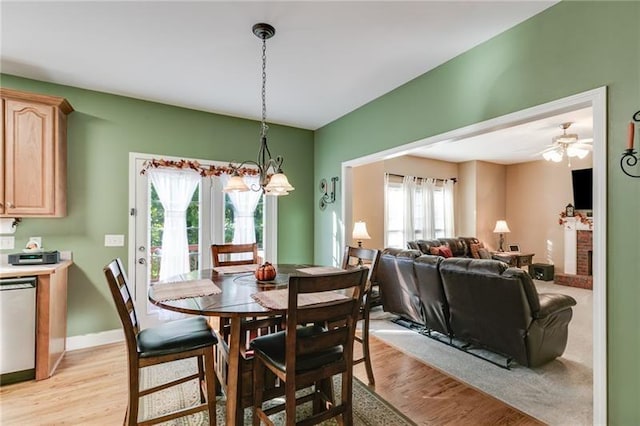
[261,36,268,138]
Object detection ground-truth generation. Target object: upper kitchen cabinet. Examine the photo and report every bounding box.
[1,88,73,217]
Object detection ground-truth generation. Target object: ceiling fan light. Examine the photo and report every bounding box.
[567,146,589,159]
[543,150,563,162]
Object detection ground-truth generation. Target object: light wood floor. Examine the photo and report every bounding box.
[0,338,541,425]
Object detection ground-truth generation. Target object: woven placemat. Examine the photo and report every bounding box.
[152,279,221,302]
[252,289,349,310]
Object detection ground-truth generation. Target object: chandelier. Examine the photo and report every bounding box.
[541,122,592,165]
[223,23,294,196]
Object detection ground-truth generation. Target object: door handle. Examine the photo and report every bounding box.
[138,258,146,265]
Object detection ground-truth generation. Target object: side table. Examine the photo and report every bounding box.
[492,252,534,269]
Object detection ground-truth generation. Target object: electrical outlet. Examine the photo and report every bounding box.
[105,234,125,247]
[0,236,15,250]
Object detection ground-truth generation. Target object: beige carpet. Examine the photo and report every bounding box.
[369,280,593,426]
[139,358,415,425]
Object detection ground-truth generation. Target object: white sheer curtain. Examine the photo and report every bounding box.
[383,173,391,247]
[220,174,262,244]
[148,168,200,281]
[443,178,455,237]
[418,178,437,239]
[402,176,417,245]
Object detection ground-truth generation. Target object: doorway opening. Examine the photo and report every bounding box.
[341,87,607,424]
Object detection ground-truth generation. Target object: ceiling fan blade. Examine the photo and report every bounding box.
[577,137,593,144]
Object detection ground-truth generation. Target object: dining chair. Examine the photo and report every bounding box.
[211,242,259,267]
[342,245,381,385]
[211,242,262,343]
[103,258,218,426]
[210,242,281,409]
[251,267,369,426]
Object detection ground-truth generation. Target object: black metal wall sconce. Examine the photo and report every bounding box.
[621,110,640,178]
[319,176,339,210]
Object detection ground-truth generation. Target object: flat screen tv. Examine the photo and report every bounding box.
[571,168,592,211]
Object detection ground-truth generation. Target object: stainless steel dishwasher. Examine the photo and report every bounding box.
[0,276,37,384]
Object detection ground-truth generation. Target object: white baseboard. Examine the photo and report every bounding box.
[66,329,124,351]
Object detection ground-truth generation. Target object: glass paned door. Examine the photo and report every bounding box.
[129,153,276,329]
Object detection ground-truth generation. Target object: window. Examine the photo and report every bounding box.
[384,173,454,248]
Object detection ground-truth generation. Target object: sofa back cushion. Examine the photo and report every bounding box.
[414,255,451,335]
[438,238,467,257]
[439,258,533,365]
[378,249,424,325]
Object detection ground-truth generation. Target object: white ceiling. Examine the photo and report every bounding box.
[1,0,558,132]
[410,107,594,164]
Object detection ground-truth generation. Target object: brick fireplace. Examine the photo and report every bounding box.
[555,217,593,289]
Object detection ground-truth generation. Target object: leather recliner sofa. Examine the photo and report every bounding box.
[377,249,577,367]
[408,237,481,257]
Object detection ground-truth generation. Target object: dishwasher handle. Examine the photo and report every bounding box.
[0,276,37,291]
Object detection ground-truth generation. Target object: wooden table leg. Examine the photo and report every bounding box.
[226,317,244,426]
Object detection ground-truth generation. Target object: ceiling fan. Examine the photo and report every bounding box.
[540,122,593,165]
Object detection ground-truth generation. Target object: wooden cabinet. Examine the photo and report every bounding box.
[1,88,73,217]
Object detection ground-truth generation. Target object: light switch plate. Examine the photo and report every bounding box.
[104,234,125,247]
[0,236,15,250]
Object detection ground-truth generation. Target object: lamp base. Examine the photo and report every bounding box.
[498,234,505,252]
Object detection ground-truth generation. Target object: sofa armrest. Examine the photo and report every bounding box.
[534,293,577,318]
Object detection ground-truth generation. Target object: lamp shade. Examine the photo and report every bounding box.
[265,173,294,195]
[493,220,511,233]
[352,221,371,240]
[223,174,250,192]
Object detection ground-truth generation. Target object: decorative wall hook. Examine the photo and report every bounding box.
[621,110,640,178]
[319,176,339,210]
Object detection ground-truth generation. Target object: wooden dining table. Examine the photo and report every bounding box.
[148,263,338,426]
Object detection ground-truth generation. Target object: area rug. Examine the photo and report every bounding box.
[368,281,593,426]
[139,358,415,425]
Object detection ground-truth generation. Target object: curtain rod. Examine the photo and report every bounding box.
[386,172,457,183]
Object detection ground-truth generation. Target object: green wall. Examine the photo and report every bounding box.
[313,1,639,423]
[0,75,315,336]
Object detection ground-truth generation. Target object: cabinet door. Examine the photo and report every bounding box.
[4,99,56,215]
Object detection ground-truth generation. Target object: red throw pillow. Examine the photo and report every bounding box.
[437,246,453,258]
[429,247,440,255]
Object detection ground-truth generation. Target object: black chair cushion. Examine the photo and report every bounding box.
[250,325,343,372]
[137,316,218,358]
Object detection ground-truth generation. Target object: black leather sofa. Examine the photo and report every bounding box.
[377,249,577,367]
[408,237,482,258]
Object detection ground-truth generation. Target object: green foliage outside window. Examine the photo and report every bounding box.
[149,184,263,283]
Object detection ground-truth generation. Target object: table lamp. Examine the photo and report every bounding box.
[352,221,371,248]
[493,220,511,252]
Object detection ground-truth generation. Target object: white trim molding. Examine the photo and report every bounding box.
[66,329,124,351]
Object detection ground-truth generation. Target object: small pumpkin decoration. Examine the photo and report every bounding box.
[255,262,277,281]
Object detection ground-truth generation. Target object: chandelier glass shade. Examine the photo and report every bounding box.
[222,23,294,196]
